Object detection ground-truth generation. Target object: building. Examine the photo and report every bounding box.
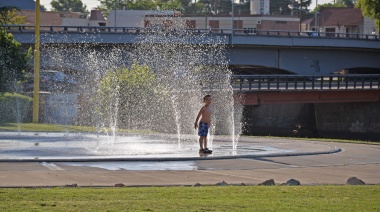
[107,10,177,28]
[302,7,378,36]
[12,9,104,31]
[107,10,299,33]
[168,14,299,32]
[18,10,83,26]
[62,10,106,27]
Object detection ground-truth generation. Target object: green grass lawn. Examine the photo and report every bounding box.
[0,186,379,211]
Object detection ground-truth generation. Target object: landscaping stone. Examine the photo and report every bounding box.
[216,180,228,186]
[115,183,125,187]
[65,183,77,187]
[346,177,365,185]
[259,179,275,186]
[285,179,301,186]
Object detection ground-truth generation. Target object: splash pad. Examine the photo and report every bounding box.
[1,14,249,161]
[0,132,301,162]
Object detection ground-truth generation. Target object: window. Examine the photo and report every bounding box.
[209,20,219,32]
[234,20,243,33]
[144,20,150,27]
[163,20,173,28]
[325,28,335,37]
[186,20,196,29]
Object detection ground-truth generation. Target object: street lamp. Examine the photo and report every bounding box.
[314,0,318,31]
[232,0,234,34]
[299,0,302,31]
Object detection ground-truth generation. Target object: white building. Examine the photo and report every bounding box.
[107,10,299,33]
[107,10,177,28]
[62,10,106,28]
[250,0,270,15]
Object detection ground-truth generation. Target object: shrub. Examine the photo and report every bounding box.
[0,92,32,123]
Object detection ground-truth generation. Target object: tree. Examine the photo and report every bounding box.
[98,0,156,17]
[252,0,310,16]
[271,0,294,15]
[337,0,356,7]
[356,0,380,30]
[0,6,26,26]
[158,0,186,13]
[51,0,88,12]
[312,0,357,12]
[185,1,206,14]
[198,0,232,15]
[313,3,344,12]
[97,62,158,129]
[0,30,31,93]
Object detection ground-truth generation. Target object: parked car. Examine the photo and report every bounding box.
[23,70,77,92]
[300,31,320,37]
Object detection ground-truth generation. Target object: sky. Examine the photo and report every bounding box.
[40,0,335,11]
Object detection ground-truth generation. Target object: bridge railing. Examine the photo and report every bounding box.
[231,74,380,91]
[3,25,379,40]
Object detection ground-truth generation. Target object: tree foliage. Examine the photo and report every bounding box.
[312,0,356,12]
[51,0,88,12]
[98,0,155,17]
[97,62,167,130]
[0,30,31,93]
[98,0,256,17]
[337,0,356,7]
[0,6,26,26]
[356,0,380,30]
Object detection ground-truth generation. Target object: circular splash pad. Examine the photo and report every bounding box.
[0,132,340,162]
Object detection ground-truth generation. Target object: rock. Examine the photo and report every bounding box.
[193,183,201,187]
[65,183,77,187]
[285,179,301,186]
[347,177,365,185]
[115,183,125,187]
[259,179,275,186]
[215,180,228,186]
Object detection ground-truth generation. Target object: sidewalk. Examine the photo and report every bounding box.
[0,138,379,187]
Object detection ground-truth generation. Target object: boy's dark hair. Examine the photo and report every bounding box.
[203,95,211,101]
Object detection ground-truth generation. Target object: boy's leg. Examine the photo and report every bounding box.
[199,136,204,151]
[203,136,212,153]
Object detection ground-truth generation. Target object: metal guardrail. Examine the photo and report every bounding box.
[232,74,380,91]
[2,25,379,40]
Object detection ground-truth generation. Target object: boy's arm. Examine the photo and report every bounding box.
[194,107,203,129]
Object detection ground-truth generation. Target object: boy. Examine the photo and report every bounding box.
[194,95,213,154]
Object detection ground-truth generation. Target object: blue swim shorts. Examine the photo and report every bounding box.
[198,122,209,136]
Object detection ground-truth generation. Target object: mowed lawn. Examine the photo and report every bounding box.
[1,185,379,211]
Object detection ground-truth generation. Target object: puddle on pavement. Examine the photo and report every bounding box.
[59,161,198,171]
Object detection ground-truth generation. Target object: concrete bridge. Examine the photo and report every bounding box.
[7,26,380,75]
[231,74,380,105]
[230,75,380,140]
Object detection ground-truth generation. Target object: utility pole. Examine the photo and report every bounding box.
[314,0,317,31]
[231,0,234,45]
[299,0,302,31]
[114,1,116,28]
[33,0,40,123]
